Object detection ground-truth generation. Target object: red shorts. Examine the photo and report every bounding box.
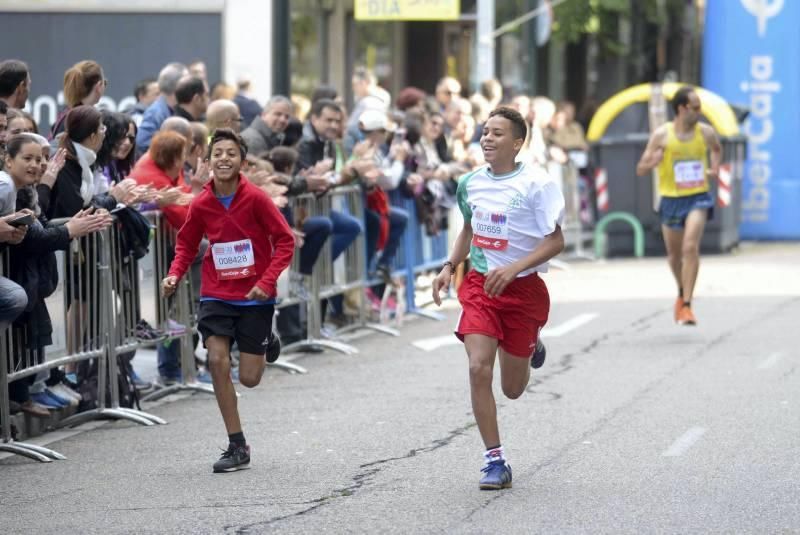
[455,270,550,358]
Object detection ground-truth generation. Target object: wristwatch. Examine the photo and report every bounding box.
[443,261,456,273]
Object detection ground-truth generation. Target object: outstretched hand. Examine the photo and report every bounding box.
[161,275,179,297]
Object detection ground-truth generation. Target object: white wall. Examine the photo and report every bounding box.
[223,0,273,104]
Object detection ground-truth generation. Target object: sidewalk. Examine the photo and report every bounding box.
[548,242,800,303]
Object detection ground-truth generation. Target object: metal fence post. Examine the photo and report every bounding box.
[283,191,359,355]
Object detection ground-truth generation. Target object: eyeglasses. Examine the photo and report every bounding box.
[233,117,244,123]
[103,79,109,88]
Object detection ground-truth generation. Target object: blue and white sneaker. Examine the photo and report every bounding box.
[479,461,513,490]
[531,339,547,369]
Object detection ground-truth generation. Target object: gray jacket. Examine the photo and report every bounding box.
[241,117,286,159]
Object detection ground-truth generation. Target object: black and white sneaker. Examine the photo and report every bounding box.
[266,332,281,363]
[213,443,251,473]
[531,339,546,369]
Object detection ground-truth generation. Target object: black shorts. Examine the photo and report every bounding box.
[197,300,274,356]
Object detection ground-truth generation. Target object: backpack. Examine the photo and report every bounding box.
[76,354,140,412]
[115,207,153,260]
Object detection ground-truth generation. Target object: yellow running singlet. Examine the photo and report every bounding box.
[656,123,709,197]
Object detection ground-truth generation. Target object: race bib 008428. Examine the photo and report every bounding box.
[211,239,255,280]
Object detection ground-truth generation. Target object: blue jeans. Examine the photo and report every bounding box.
[327,211,362,316]
[364,207,409,269]
[299,216,333,275]
[298,211,362,275]
[329,210,363,261]
[0,276,27,332]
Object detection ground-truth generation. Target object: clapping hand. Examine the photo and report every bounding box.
[41,148,67,188]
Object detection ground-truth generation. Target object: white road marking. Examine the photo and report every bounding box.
[540,313,598,338]
[757,353,782,370]
[662,426,706,457]
[412,335,457,352]
[411,313,598,351]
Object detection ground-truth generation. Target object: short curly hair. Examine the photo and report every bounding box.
[207,127,247,160]
[487,106,527,141]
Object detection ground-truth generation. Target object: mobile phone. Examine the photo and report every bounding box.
[7,213,34,228]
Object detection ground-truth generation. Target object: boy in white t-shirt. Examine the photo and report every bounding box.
[432,107,565,490]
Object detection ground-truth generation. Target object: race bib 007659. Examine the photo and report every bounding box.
[471,209,509,251]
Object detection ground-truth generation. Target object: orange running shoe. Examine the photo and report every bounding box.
[673,297,684,323]
[676,305,696,326]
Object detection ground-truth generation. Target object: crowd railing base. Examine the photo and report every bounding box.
[0,441,66,463]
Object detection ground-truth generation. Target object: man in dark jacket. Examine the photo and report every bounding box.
[173,76,209,123]
[294,99,363,323]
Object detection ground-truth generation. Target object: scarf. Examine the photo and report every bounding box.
[73,142,97,207]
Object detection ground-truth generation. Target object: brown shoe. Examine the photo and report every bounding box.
[19,400,51,418]
[676,305,697,326]
[673,297,684,323]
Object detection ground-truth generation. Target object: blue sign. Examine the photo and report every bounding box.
[703,0,800,239]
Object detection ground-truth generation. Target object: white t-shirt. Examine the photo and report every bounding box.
[456,162,564,276]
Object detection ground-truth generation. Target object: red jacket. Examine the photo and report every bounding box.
[131,154,190,230]
[167,175,295,300]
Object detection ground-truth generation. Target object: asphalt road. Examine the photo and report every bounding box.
[2,244,799,534]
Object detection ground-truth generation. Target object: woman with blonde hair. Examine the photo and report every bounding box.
[50,60,107,139]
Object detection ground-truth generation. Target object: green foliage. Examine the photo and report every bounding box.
[550,0,685,54]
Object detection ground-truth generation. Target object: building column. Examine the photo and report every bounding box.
[223,0,274,103]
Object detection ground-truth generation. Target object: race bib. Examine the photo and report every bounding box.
[211,239,255,280]
[674,160,705,190]
[471,209,509,251]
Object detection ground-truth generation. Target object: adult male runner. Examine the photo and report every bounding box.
[162,129,294,473]
[636,86,722,325]
[432,107,565,490]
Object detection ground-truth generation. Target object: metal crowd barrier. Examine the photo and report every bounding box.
[388,189,449,321]
[551,160,595,264]
[280,185,398,357]
[1,218,165,463]
[138,211,215,401]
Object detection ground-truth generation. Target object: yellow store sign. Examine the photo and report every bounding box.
[354,0,460,21]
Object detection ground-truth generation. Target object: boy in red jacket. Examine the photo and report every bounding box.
[162,128,295,473]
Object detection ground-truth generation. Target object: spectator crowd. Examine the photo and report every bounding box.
[0,57,589,423]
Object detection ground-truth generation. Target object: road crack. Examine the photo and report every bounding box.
[227,422,477,533]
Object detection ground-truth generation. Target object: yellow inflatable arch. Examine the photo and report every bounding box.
[586,82,740,142]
